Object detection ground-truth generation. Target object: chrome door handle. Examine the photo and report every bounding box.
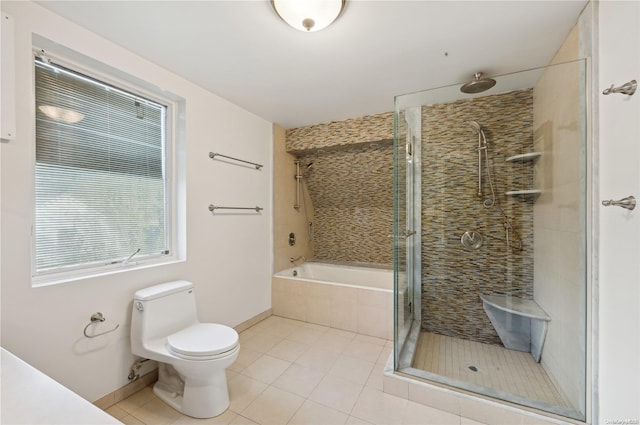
[602,196,636,210]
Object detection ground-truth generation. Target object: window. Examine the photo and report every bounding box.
[33,54,173,280]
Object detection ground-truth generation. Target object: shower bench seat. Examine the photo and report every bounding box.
[480,294,551,362]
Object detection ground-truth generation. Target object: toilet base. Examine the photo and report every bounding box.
[153,368,230,418]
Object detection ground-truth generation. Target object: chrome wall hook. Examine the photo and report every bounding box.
[602,80,636,96]
[602,195,636,211]
[83,312,120,338]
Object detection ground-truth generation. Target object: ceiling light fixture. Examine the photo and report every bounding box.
[271,0,345,32]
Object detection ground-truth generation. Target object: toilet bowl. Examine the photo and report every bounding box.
[131,281,239,418]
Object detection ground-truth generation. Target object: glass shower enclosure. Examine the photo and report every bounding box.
[393,59,588,421]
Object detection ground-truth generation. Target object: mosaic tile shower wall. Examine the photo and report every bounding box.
[286,112,393,152]
[421,89,534,345]
[286,113,394,266]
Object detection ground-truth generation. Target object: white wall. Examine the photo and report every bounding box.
[0,1,273,402]
[597,0,640,422]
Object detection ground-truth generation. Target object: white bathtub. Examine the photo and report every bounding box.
[272,262,393,339]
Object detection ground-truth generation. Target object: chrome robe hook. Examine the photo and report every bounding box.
[602,80,636,96]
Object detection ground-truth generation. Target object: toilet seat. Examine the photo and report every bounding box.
[166,323,239,360]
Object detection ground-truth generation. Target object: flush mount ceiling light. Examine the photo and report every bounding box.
[271,0,346,32]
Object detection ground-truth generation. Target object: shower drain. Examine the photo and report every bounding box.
[468,365,479,372]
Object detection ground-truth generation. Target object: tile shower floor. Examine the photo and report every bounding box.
[413,332,570,409]
[104,316,487,425]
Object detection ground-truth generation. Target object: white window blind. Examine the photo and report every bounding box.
[34,56,170,276]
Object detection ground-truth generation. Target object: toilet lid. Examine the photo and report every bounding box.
[166,324,239,358]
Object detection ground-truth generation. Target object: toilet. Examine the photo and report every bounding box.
[131,280,239,418]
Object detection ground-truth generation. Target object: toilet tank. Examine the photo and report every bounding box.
[131,281,199,347]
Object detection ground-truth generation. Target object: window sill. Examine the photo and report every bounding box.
[31,257,185,288]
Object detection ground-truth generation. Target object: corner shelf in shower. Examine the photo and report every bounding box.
[505,189,542,199]
[505,152,542,164]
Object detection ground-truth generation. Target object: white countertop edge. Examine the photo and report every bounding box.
[1,347,122,425]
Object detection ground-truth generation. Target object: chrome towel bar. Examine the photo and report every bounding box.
[208,204,263,213]
[209,152,263,170]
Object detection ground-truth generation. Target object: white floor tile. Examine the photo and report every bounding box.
[342,340,384,363]
[116,386,156,414]
[460,418,488,425]
[229,414,260,425]
[345,416,374,425]
[241,332,284,353]
[120,415,145,425]
[228,374,268,413]
[327,328,358,340]
[107,316,568,425]
[295,346,340,372]
[365,362,384,390]
[309,375,364,414]
[272,363,325,398]
[354,334,389,347]
[329,355,375,385]
[267,338,310,362]
[241,386,304,425]
[312,332,354,353]
[288,327,327,345]
[241,354,291,385]
[127,397,182,425]
[170,409,238,424]
[105,405,128,420]
[288,399,349,425]
[350,386,407,425]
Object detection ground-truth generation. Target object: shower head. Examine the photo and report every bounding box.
[306,162,314,169]
[465,120,482,134]
[460,72,496,94]
[466,120,487,148]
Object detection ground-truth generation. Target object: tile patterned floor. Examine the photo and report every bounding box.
[413,332,570,409]
[104,316,488,425]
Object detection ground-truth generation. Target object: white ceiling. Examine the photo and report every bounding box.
[36,1,588,129]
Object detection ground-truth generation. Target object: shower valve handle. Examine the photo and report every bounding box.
[602,196,636,210]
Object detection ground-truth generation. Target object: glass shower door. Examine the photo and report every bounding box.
[393,105,421,368]
[393,60,588,421]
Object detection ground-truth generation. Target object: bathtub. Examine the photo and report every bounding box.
[272,262,393,339]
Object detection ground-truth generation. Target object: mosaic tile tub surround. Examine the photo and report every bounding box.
[286,113,395,266]
[420,89,535,345]
[296,142,394,265]
[286,112,393,153]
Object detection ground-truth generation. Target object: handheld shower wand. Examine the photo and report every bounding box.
[466,121,488,199]
[465,121,521,251]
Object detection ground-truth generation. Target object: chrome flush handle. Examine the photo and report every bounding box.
[602,196,636,211]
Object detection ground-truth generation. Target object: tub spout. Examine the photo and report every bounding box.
[290,255,306,263]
